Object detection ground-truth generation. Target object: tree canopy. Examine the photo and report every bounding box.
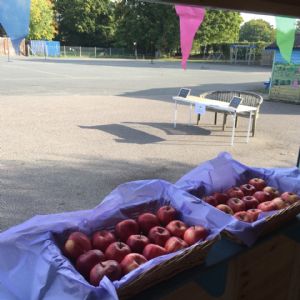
[114,0,179,55]
[54,0,115,46]
[239,19,275,42]
[196,10,243,45]
[28,0,56,40]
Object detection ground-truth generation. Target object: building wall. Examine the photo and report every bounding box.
[0,38,26,56]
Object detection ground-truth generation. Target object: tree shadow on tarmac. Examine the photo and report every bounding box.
[22,58,271,72]
[78,123,211,144]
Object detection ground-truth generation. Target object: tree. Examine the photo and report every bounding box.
[196,10,243,45]
[239,19,275,42]
[28,0,56,40]
[54,0,115,46]
[114,0,179,55]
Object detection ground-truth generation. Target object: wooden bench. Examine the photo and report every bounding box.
[196,91,263,137]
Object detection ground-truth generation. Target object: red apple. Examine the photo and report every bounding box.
[148,226,171,247]
[90,260,121,286]
[166,220,188,238]
[157,206,177,225]
[92,230,116,252]
[226,198,246,213]
[105,242,131,263]
[120,253,148,275]
[203,195,218,207]
[212,192,229,205]
[253,191,272,203]
[183,225,208,246]
[216,204,234,215]
[76,249,106,279]
[126,234,149,253]
[272,197,288,210]
[248,178,266,191]
[281,192,300,204]
[247,208,262,222]
[257,201,277,212]
[234,211,252,223]
[242,196,259,209]
[165,237,188,253]
[240,184,257,196]
[226,187,244,199]
[143,243,167,260]
[137,213,160,234]
[115,219,139,242]
[64,231,92,260]
[263,186,280,200]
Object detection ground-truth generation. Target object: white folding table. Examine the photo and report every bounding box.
[172,95,257,146]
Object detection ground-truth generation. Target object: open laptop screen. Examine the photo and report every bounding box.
[178,88,191,98]
[229,96,242,109]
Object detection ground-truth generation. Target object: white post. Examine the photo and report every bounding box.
[95,47,96,58]
[174,100,178,128]
[109,48,112,56]
[64,45,66,56]
[231,113,236,146]
[246,111,253,143]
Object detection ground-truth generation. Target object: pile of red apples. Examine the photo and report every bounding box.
[62,205,208,286]
[203,177,299,223]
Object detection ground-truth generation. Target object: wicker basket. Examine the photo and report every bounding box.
[223,201,300,244]
[117,235,219,300]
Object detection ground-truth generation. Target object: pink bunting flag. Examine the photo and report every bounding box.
[175,5,206,69]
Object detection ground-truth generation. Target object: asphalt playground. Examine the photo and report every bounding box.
[0,56,300,231]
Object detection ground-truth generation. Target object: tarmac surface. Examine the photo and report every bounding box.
[0,57,299,231]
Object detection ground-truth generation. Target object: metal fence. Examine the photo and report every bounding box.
[59,46,137,58]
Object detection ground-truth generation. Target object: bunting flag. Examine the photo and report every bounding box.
[0,0,31,53]
[175,5,206,70]
[275,17,297,64]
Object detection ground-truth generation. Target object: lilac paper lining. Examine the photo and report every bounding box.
[176,152,300,246]
[0,180,227,299]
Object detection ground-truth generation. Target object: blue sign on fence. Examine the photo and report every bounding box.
[30,40,60,57]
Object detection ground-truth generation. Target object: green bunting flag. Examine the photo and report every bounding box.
[276,17,297,63]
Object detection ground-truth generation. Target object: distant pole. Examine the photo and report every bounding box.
[95,47,96,58]
[7,37,10,62]
[64,45,66,56]
[79,46,81,57]
[133,42,137,59]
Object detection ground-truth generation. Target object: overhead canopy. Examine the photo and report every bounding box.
[0,0,30,52]
[147,0,300,18]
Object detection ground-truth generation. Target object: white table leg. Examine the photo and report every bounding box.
[246,111,253,143]
[174,100,177,128]
[189,103,192,125]
[231,113,236,146]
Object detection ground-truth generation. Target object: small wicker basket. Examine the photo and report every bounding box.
[117,235,219,300]
[223,201,300,244]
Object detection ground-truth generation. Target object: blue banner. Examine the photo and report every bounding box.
[0,0,30,52]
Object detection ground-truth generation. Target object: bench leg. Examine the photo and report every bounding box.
[197,114,201,125]
[214,112,218,125]
[252,116,256,137]
[223,114,227,131]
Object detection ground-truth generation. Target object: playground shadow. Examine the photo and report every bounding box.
[118,82,266,103]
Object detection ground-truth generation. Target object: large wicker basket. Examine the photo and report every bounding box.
[223,201,300,244]
[117,235,219,299]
